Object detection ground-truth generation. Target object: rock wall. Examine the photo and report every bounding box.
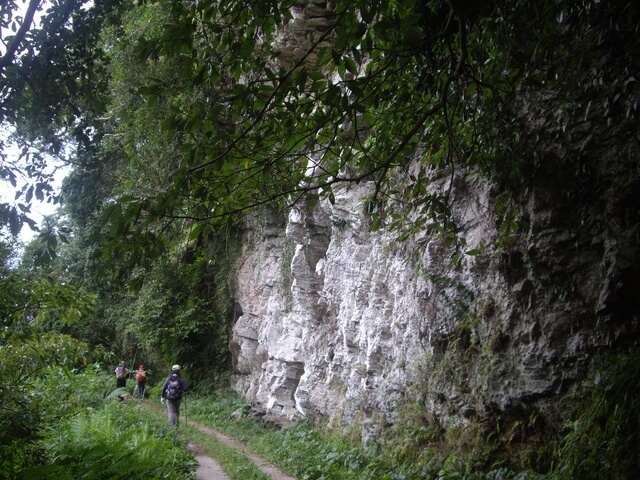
[228,0,640,450]
[229,159,639,444]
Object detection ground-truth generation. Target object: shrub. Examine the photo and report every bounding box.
[22,402,195,479]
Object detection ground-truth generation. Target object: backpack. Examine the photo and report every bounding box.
[165,376,182,400]
[135,370,147,382]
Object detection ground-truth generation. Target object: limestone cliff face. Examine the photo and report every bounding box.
[228,0,640,447]
[229,162,639,442]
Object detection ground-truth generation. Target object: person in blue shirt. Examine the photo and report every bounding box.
[161,364,188,427]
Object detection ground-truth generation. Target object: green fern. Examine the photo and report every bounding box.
[552,351,640,480]
[23,403,194,479]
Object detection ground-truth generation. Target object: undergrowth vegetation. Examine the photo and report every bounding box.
[184,392,538,479]
[183,353,640,480]
[0,361,194,480]
[551,351,640,479]
[27,403,194,479]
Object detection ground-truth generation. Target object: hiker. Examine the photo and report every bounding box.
[161,364,188,428]
[114,361,128,389]
[134,364,149,398]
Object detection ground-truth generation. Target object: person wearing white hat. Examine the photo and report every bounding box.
[114,361,128,389]
[161,364,188,427]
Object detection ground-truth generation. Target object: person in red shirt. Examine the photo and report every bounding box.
[134,365,148,398]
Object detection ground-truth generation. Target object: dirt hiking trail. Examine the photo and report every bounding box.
[142,399,297,480]
[187,442,232,480]
[186,419,298,480]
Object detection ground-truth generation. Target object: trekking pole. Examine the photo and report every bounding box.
[184,392,188,428]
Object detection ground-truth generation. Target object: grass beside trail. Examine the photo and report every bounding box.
[182,393,409,480]
[142,397,269,480]
[145,391,481,479]
[181,422,270,480]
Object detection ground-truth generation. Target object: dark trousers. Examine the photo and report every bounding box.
[136,381,146,398]
[167,399,182,428]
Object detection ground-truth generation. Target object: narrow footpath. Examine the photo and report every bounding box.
[189,420,296,480]
[187,442,232,480]
[144,399,297,480]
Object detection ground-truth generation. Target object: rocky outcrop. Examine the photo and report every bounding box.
[229,152,639,446]
[228,0,640,454]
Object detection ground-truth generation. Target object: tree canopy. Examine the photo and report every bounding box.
[0,0,635,249]
[0,0,122,235]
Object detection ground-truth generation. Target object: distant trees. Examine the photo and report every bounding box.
[0,0,636,265]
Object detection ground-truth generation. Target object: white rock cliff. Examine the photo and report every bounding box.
[229,163,639,442]
[228,0,640,445]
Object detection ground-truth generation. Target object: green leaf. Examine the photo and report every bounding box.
[344,56,358,75]
[331,49,342,66]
